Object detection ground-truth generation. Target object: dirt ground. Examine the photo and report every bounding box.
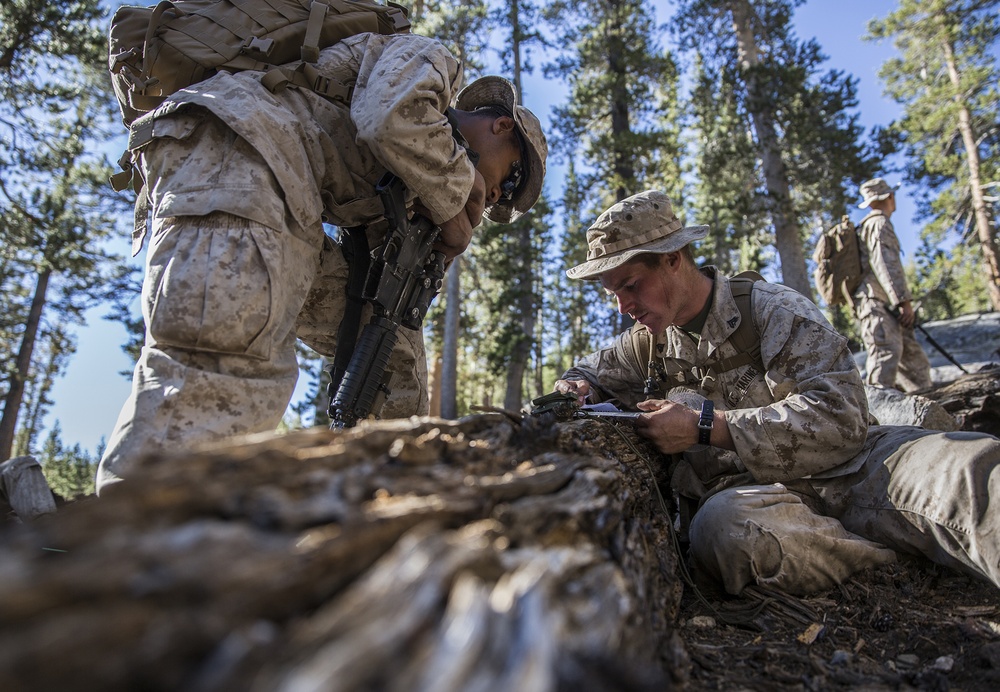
[676,552,1000,690]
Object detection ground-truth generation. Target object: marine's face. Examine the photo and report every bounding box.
[600,254,688,333]
[463,116,523,207]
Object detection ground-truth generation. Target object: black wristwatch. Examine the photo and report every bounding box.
[697,400,714,446]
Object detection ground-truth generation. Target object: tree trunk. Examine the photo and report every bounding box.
[941,38,1000,311]
[0,414,686,690]
[441,259,462,418]
[428,353,443,416]
[729,0,809,295]
[607,0,637,333]
[0,267,50,461]
[503,0,535,412]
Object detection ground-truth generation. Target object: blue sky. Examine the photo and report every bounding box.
[44,0,918,456]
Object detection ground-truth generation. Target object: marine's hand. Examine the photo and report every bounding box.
[432,170,487,262]
[554,379,591,406]
[897,300,916,328]
[635,399,699,454]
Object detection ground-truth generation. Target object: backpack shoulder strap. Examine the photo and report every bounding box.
[706,271,763,375]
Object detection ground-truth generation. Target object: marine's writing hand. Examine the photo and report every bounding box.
[635,399,700,455]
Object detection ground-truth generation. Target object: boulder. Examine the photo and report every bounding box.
[0,456,57,522]
[917,312,1000,384]
[865,385,958,430]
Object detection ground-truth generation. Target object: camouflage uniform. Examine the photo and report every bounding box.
[854,210,932,391]
[563,267,1000,595]
[98,34,476,492]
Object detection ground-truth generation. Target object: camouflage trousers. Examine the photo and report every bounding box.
[689,426,1000,595]
[97,113,427,493]
[856,297,932,392]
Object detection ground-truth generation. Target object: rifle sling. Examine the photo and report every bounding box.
[329,225,370,394]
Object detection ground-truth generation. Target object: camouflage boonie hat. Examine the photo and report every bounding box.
[858,177,898,209]
[566,190,709,281]
[456,76,547,224]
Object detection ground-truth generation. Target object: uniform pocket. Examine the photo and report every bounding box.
[144,214,275,361]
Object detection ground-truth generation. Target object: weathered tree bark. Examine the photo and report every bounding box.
[919,366,1000,436]
[0,414,685,691]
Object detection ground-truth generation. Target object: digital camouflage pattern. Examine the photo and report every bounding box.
[856,299,932,391]
[853,210,931,391]
[562,267,1000,595]
[564,268,871,483]
[98,33,469,491]
[128,32,472,249]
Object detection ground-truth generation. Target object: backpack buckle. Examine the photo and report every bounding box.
[110,48,141,73]
[244,36,274,58]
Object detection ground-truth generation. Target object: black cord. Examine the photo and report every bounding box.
[583,414,771,626]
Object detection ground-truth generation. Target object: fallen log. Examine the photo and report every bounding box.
[919,365,1000,436]
[0,413,687,691]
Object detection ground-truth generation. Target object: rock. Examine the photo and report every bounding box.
[0,456,57,522]
[851,311,1000,387]
[932,655,954,672]
[918,313,1000,384]
[830,650,852,666]
[865,386,958,430]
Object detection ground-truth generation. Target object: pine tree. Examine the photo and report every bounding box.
[38,422,96,499]
[411,0,490,418]
[867,0,1000,310]
[0,3,136,460]
[673,0,878,294]
[545,0,683,335]
[688,57,771,274]
[475,0,551,411]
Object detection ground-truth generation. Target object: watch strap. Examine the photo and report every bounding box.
[697,400,714,446]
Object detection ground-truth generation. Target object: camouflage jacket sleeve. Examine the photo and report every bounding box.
[722,282,870,482]
[560,326,650,408]
[350,35,476,226]
[859,213,911,308]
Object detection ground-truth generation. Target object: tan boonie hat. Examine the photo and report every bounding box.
[566,190,709,281]
[858,177,899,209]
[456,76,547,223]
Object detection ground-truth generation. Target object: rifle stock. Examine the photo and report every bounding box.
[328,172,446,428]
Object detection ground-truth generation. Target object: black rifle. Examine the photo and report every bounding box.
[890,307,969,374]
[328,172,446,429]
[914,322,969,374]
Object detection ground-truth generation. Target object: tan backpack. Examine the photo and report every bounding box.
[108,0,410,130]
[812,215,863,307]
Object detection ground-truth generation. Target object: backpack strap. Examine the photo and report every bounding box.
[259,61,355,104]
[627,325,660,396]
[634,270,765,398]
[704,270,763,375]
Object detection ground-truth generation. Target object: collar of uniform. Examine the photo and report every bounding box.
[697,267,745,356]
